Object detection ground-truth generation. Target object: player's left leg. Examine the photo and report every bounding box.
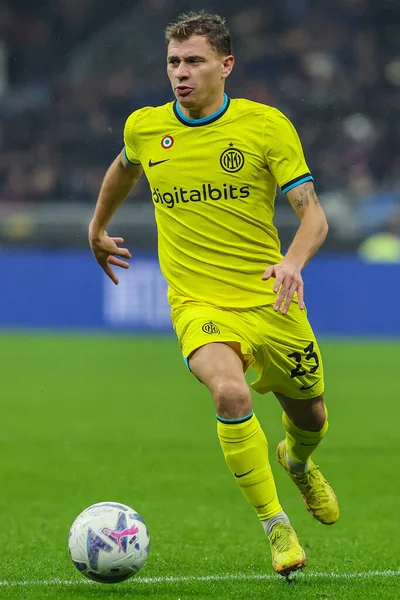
[249,303,339,525]
[275,391,339,525]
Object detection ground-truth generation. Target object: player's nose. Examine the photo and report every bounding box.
[175,63,189,79]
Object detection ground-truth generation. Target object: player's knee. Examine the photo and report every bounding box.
[309,409,326,431]
[302,399,327,431]
[285,395,326,431]
[212,379,252,420]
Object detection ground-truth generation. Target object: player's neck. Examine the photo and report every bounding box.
[178,93,226,120]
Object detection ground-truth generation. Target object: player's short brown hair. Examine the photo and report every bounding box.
[165,11,232,56]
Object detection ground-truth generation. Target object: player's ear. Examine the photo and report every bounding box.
[222,55,235,79]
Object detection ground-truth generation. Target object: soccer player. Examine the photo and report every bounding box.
[89,11,339,577]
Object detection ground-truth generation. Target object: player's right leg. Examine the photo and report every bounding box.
[189,342,306,576]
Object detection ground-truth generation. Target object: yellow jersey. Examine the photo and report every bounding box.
[124,94,313,308]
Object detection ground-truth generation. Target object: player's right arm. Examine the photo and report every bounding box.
[89,149,143,284]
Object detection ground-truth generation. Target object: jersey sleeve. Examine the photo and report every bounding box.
[264,109,313,194]
[123,111,142,165]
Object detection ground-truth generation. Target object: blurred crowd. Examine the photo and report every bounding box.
[0,0,399,240]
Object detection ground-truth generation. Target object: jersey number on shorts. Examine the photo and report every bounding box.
[287,342,320,379]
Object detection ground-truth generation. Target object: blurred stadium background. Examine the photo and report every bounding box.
[1,2,400,596]
[0,0,399,333]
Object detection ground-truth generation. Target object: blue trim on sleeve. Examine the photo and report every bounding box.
[282,175,314,194]
[124,147,141,165]
[176,93,229,124]
[217,411,254,424]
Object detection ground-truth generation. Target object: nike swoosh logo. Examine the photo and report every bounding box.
[300,380,320,391]
[148,159,170,167]
[234,468,254,479]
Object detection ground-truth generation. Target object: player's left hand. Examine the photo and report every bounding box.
[262,261,304,315]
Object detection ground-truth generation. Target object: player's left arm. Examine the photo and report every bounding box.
[262,180,328,315]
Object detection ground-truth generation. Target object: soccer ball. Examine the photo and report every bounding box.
[68,501,150,583]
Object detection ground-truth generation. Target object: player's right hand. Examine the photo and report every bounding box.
[89,231,131,285]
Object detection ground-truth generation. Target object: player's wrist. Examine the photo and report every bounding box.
[281,254,306,271]
[88,220,106,240]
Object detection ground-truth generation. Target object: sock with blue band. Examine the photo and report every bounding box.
[217,412,283,521]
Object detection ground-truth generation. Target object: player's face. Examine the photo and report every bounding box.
[167,35,234,111]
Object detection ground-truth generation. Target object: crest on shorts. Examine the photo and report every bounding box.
[220,144,245,173]
[202,322,220,335]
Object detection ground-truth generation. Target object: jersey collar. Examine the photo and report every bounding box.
[173,93,230,127]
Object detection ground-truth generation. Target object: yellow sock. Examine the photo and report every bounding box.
[282,411,328,465]
[217,412,282,520]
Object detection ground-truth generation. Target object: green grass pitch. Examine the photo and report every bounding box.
[0,333,399,599]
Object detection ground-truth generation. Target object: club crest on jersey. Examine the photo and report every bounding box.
[161,135,174,149]
[220,144,245,173]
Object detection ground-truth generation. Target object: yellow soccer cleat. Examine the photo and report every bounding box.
[276,440,339,525]
[268,523,306,577]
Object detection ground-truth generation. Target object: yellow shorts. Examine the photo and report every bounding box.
[171,295,324,400]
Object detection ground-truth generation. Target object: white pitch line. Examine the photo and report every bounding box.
[0,570,399,587]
